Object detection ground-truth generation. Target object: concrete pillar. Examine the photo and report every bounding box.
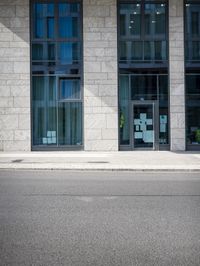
[83,0,118,151]
[0,0,31,151]
[169,0,186,151]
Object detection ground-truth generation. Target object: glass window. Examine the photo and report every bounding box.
[119,1,167,64]
[186,75,200,145]
[185,3,200,63]
[59,79,80,100]
[34,3,55,39]
[120,4,141,37]
[144,4,166,37]
[58,42,80,64]
[119,75,130,145]
[58,102,82,145]
[32,1,82,148]
[131,75,157,100]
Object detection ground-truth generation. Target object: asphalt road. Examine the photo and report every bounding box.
[0,170,200,266]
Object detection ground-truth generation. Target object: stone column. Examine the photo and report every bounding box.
[83,0,118,151]
[169,0,186,151]
[0,0,30,151]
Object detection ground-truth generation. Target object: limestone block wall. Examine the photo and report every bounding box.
[83,0,118,151]
[0,0,30,151]
[169,0,186,151]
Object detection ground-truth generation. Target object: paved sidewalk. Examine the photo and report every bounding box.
[0,151,200,172]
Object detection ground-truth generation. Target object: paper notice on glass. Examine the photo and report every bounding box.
[146,119,153,125]
[143,130,153,143]
[47,138,52,144]
[136,125,139,131]
[135,132,143,139]
[52,137,56,144]
[140,113,147,121]
[43,138,47,144]
[160,115,167,124]
[160,123,166,133]
[134,119,140,125]
[47,131,52,137]
[140,124,147,131]
[52,131,56,137]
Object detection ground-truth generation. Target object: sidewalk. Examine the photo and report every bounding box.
[0,151,200,172]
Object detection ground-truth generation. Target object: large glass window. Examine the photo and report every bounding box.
[119,0,167,65]
[186,74,200,146]
[185,3,200,63]
[31,1,82,149]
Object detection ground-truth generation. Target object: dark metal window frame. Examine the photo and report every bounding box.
[30,0,83,151]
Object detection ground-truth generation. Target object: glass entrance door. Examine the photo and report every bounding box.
[133,103,155,149]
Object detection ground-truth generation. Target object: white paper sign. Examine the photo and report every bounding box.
[143,130,153,143]
[135,132,143,139]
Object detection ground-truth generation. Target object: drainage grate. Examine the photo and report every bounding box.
[11,159,23,163]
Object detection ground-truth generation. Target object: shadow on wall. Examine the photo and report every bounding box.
[0,1,29,46]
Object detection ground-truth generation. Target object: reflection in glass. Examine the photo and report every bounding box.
[34,3,54,39]
[59,79,80,100]
[120,4,141,37]
[145,4,166,36]
[58,102,82,145]
[58,42,79,64]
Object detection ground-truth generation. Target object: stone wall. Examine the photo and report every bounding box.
[83,0,118,151]
[0,0,30,151]
[169,0,186,151]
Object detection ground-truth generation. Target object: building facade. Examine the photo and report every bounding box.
[0,0,199,152]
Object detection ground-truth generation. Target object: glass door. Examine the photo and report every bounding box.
[133,103,155,149]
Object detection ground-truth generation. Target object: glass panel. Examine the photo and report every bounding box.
[131,75,157,100]
[144,41,167,61]
[186,75,200,145]
[58,3,79,38]
[32,76,57,146]
[120,4,141,37]
[34,3,54,39]
[32,43,55,61]
[145,3,166,37]
[58,102,82,145]
[120,41,143,62]
[58,42,79,64]
[119,75,130,145]
[59,79,80,100]
[133,104,154,148]
[186,4,200,38]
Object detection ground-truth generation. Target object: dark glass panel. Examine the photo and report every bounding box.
[144,41,166,61]
[59,79,80,100]
[119,75,130,145]
[58,102,82,145]
[186,4,200,38]
[144,4,166,37]
[32,43,55,61]
[119,4,141,37]
[186,75,200,145]
[32,76,45,100]
[131,75,157,100]
[32,76,57,146]
[120,41,142,62]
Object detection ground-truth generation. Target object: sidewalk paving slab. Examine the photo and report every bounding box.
[0,151,200,172]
